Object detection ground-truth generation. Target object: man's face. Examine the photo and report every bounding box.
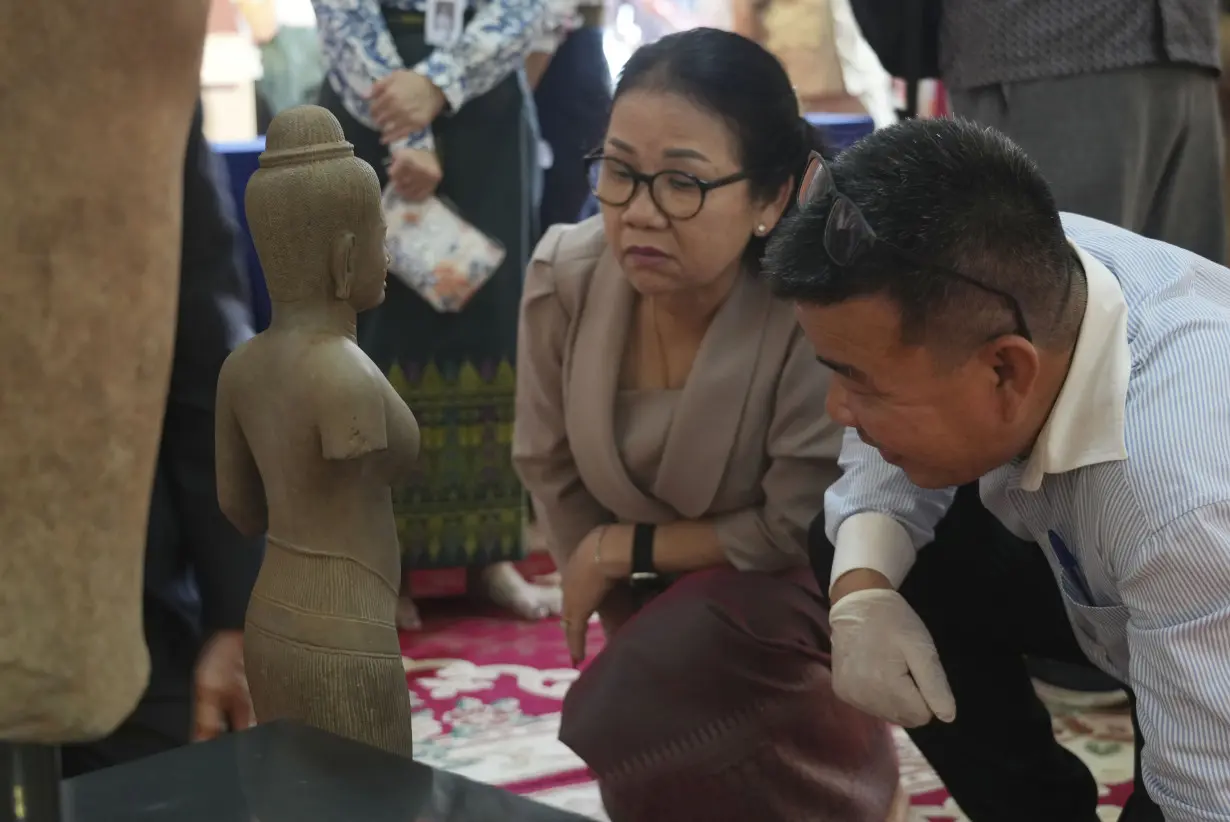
[795,296,1018,489]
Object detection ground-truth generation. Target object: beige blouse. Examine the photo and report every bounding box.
[512,217,844,572]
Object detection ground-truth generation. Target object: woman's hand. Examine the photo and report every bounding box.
[389,147,443,201]
[368,70,447,145]
[561,525,630,665]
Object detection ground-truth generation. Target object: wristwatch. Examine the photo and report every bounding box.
[629,523,660,589]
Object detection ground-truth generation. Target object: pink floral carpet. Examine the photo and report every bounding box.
[401,602,1138,820]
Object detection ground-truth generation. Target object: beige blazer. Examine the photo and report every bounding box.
[512,218,844,571]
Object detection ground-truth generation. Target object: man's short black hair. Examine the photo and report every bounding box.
[763,117,1083,351]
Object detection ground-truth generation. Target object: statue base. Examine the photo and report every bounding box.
[64,721,589,822]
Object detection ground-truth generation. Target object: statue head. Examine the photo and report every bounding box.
[245,106,388,312]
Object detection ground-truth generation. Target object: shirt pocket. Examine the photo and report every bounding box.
[1057,584,1131,683]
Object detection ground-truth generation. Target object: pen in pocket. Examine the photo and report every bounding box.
[1048,530,1094,604]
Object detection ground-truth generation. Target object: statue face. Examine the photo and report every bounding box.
[350,214,389,311]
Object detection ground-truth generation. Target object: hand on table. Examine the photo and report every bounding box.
[192,630,255,741]
[368,70,446,145]
[389,147,443,202]
[561,525,628,666]
[828,571,956,727]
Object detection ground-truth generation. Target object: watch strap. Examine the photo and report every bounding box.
[630,523,658,582]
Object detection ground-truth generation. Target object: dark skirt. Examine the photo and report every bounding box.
[319,18,536,569]
[560,567,900,822]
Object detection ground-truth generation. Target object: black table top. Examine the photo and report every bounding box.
[63,721,591,822]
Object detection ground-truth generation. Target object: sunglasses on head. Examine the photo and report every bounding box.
[797,151,1032,342]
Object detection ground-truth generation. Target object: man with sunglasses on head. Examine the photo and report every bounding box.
[764,117,1230,822]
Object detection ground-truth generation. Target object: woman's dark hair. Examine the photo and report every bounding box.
[613,27,830,267]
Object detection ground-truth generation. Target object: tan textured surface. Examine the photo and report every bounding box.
[0,0,210,742]
[760,0,847,101]
[216,106,417,756]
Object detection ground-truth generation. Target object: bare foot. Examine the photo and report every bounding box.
[534,571,562,587]
[474,561,563,621]
[395,591,422,631]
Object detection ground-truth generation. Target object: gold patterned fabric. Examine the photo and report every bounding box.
[387,358,525,568]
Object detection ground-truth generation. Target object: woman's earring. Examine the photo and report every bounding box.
[756,223,767,236]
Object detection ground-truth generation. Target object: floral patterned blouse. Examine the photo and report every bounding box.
[312,0,570,151]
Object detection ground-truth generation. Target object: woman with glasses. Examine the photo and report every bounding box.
[513,28,902,821]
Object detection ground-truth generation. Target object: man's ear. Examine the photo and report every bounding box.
[981,336,1041,423]
[331,231,356,300]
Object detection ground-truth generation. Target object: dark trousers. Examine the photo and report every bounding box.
[950,64,1226,264]
[809,484,1163,822]
[534,26,611,230]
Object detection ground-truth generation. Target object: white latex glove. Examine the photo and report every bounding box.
[828,588,957,727]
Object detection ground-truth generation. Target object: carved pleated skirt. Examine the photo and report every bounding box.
[244,537,415,758]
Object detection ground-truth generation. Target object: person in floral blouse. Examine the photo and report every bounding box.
[313,0,562,627]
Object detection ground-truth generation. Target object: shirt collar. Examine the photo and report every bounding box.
[1018,243,1131,492]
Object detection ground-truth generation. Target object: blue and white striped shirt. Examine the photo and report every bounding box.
[827,213,1230,820]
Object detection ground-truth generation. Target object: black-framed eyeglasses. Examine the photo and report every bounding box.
[585,153,749,221]
[798,151,1032,342]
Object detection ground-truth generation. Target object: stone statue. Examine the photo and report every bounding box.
[0,0,211,743]
[215,106,418,757]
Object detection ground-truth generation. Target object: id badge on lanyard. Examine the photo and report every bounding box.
[425,0,467,47]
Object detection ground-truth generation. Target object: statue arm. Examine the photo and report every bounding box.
[317,365,390,462]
